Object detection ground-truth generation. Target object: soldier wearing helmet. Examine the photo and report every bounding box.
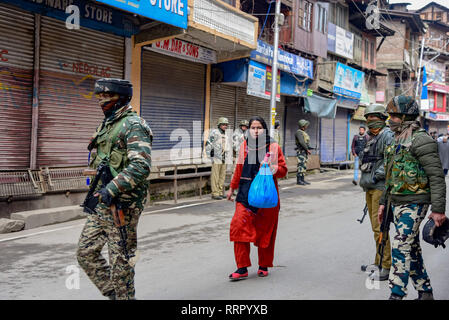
[378,95,447,300]
[358,103,394,281]
[272,120,282,148]
[233,120,249,159]
[77,78,153,300]
[206,117,231,200]
[295,119,311,185]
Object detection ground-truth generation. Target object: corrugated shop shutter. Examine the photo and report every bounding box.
[236,88,271,126]
[0,4,34,169]
[284,104,301,157]
[140,50,205,163]
[334,108,348,162]
[320,117,334,163]
[211,83,236,130]
[38,16,124,167]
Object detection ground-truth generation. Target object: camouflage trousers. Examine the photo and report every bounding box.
[296,150,308,177]
[77,206,142,300]
[389,203,432,297]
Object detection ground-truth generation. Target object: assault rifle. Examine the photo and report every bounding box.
[357,204,368,224]
[81,162,129,261]
[377,199,393,272]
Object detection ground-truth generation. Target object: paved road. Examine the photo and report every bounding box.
[1,171,448,300]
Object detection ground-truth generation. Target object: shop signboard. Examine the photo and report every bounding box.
[333,62,364,99]
[150,38,217,64]
[247,60,280,101]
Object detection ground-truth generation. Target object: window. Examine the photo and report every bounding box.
[316,4,327,33]
[370,41,375,65]
[436,12,442,20]
[364,39,369,62]
[298,0,313,32]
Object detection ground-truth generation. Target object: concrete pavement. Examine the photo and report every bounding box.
[1,170,448,300]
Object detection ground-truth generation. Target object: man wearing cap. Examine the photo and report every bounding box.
[358,104,394,281]
[206,117,231,200]
[233,120,249,160]
[77,78,153,300]
[379,95,447,300]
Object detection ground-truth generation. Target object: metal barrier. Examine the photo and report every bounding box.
[0,170,44,197]
[42,167,89,192]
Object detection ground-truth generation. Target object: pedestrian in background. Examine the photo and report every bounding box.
[273,120,282,148]
[226,116,287,280]
[438,135,449,176]
[233,120,249,160]
[351,124,368,185]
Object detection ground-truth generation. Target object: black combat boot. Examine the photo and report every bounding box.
[303,175,311,185]
[388,293,404,300]
[296,174,305,185]
[416,291,434,300]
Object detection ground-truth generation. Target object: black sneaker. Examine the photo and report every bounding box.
[416,291,434,300]
[389,293,404,300]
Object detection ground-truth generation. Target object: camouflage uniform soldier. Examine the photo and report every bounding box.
[206,117,230,200]
[359,104,394,281]
[77,78,153,300]
[379,95,447,300]
[232,120,249,159]
[295,119,311,185]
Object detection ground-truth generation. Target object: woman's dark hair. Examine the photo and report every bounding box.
[247,116,272,149]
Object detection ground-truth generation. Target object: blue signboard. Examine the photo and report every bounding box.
[96,0,188,29]
[1,0,139,37]
[250,40,314,79]
[333,62,364,99]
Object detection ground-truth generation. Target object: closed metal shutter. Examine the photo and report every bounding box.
[38,16,124,167]
[236,88,271,126]
[284,104,301,157]
[320,117,334,163]
[141,50,205,163]
[334,108,348,162]
[0,4,34,169]
[211,83,236,130]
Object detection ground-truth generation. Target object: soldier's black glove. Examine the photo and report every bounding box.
[95,188,114,207]
[372,176,378,184]
[210,149,214,158]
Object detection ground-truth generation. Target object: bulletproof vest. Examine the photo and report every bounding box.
[354,134,367,156]
[384,129,430,196]
[90,115,131,177]
[360,131,383,173]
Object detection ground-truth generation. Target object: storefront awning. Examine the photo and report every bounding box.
[304,94,337,119]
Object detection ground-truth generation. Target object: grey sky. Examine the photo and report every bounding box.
[389,0,448,10]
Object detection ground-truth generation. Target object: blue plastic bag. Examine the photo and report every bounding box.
[248,163,279,209]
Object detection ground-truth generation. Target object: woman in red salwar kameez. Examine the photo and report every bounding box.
[226,116,287,280]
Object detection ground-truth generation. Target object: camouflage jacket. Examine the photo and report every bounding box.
[232,129,246,153]
[295,129,310,153]
[380,128,446,213]
[89,105,153,211]
[206,128,230,160]
[359,127,394,191]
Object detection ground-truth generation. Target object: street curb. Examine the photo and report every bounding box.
[10,205,86,230]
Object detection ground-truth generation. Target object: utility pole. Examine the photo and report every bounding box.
[269,0,281,136]
[415,33,426,100]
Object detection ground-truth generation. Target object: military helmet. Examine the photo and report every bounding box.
[423,218,449,249]
[94,78,133,98]
[364,103,388,119]
[298,119,309,128]
[239,120,249,127]
[217,117,229,126]
[386,95,420,116]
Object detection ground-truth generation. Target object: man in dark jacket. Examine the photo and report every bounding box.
[359,104,394,281]
[378,95,447,300]
[351,125,368,158]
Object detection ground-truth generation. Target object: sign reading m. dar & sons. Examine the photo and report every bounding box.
[149,39,217,64]
[96,0,188,29]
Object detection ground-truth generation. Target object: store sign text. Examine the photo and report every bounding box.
[59,60,111,77]
[150,39,217,64]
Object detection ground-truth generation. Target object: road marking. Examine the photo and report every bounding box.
[0,200,221,243]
